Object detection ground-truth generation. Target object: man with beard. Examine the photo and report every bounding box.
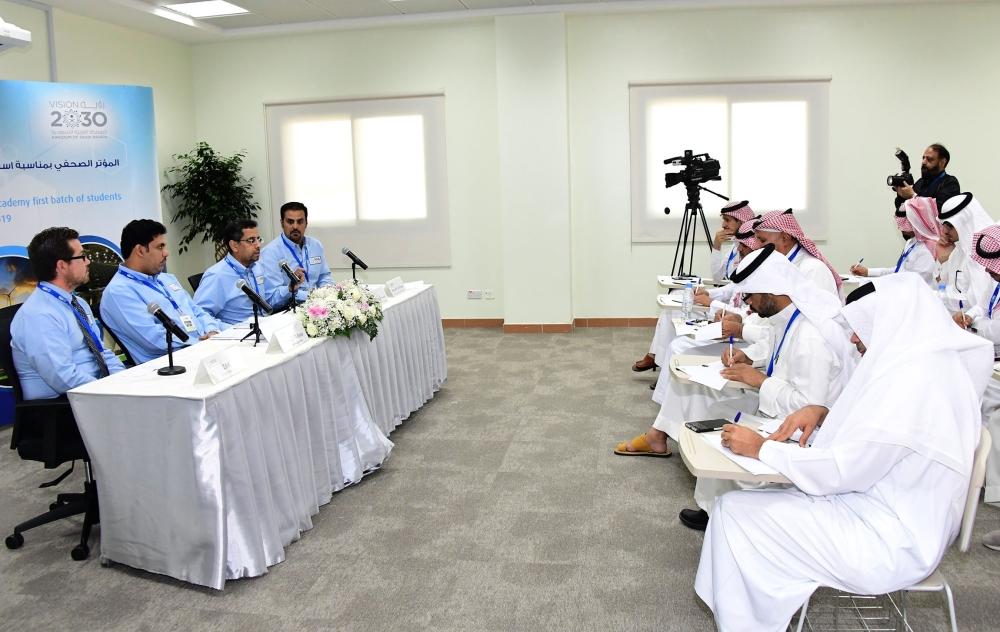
[696,273,990,632]
[194,219,269,325]
[10,227,125,399]
[259,201,333,309]
[101,219,223,364]
[850,204,936,286]
[893,143,960,211]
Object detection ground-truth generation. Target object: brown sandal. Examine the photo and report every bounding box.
[614,433,671,458]
[632,354,658,372]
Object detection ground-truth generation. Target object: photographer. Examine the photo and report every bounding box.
[893,144,960,211]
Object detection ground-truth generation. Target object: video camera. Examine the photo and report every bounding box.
[887,147,915,189]
[664,150,722,190]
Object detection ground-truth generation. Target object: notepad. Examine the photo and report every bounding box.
[694,321,723,341]
[700,433,780,476]
[677,360,728,390]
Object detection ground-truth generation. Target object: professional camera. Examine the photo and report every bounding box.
[664,150,722,189]
[887,147,915,189]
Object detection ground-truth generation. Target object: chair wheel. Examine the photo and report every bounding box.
[71,544,89,561]
[5,533,24,550]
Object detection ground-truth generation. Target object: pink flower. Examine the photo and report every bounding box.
[308,305,329,318]
[360,302,369,310]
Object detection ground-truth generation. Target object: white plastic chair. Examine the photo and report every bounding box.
[793,427,992,632]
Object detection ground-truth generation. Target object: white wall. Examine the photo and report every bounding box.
[5,2,1000,321]
[189,21,504,319]
[567,2,1000,317]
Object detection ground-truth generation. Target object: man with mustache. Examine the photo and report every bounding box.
[893,143,961,211]
[259,201,333,308]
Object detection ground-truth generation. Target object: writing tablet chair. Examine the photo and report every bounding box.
[0,304,99,561]
[793,427,992,632]
[188,272,203,293]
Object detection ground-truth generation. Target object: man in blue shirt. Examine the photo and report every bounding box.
[100,219,224,364]
[259,201,333,307]
[193,219,269,325]
[10,227,125,400]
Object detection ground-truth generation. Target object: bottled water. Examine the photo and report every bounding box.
[938,282,948,306]
[682,281,694,320]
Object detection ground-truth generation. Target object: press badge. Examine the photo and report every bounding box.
[169,283,182,292]
[255,275,264,285]
[309,256,321,266]
[179,313,198,332]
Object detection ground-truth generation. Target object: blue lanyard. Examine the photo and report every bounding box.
[989,283,1000,318]
[787,244,802,262]
[927,171,947,189]
[281,235,310,282]
[894,242,918,273]
[724,248,737,279]
[116,268,181,311]
[37,283,106,352]
[767,309,801,377]
[225,257,260,294]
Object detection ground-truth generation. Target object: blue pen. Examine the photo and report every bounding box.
[734,411,742,424]
[728,335,734,366]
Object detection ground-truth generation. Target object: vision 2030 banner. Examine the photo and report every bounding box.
[0,79,160,424]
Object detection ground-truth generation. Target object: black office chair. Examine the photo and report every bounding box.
[96,315,136,367]
[188,273,203,293]
[0,304,99,561]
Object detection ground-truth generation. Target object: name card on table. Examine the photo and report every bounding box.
[384,276,405,297]
[265,321,309,354]
[194,346,243,385]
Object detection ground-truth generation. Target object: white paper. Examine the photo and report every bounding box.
[211,322,253,341]
[384,276,405,297]
[194,346,243,385]
[672,317,711,336]
[694,321,723,341]
[677,360,729,391]
[265,321,309,354]
[757,417,803,442]
[840,274,869,286]
[700,433,780,476]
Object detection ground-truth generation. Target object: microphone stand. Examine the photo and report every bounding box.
[284,280,298,314]
[240,303,264,347]
[351,262,358,281]
[157,329,186,376]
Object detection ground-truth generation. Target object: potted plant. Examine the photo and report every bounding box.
[161,142,261,260]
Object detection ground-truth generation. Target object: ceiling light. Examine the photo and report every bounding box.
[163,1,249,19]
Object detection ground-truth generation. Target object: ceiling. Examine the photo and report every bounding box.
[18,0,946,43]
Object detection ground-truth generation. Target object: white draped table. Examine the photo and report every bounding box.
[67,283,446,589]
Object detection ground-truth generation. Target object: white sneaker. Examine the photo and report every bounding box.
[984,529,1000,551]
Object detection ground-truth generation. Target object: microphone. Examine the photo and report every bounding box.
[236,279,273,314]
[341,247,369,270]
[147,302,190,342]
[279,259,299,285]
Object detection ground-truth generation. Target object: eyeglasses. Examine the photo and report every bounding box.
[65,253,90,261]
[240,237,263,245]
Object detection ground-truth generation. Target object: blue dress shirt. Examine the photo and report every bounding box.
[193,254,268,325]
[259,233,333,305]
[100,265,225,364]
[11,282,126,400]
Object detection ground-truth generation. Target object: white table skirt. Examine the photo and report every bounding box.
[67,284,446,589]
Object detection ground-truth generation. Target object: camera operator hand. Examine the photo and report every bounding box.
[894,182,915,200]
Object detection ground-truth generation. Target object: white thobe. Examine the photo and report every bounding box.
[709,242,740,283]
[866,238,936,287]
[791,250,838,297]
[962,279,1000,503]
[695,441,966,632]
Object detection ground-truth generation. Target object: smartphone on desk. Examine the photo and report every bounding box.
[685,418,728,433]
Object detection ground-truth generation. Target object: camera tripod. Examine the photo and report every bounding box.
[668,184,730,277]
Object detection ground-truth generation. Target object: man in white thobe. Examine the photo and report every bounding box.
[695,272,991,632]
[753,209,841,297]
[632,200,756,373]
[920,193,995,312]
[677,245,857,530]
[850,203,936,287]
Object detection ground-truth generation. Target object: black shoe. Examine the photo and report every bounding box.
[679,508,709,531]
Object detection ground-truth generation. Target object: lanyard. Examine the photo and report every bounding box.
[767,309,801,377]
[225,257,260,294]
[724,248,737,279]
[894,242,918,273]
[116,268,181,311]
[281,235,310,282]
[927,171,947,190]
[787,244,802,262]
[37,283,105,352]
[990,283,1000,318]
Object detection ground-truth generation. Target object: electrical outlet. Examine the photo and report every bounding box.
[467,289,483,300]
[483,289,495,300]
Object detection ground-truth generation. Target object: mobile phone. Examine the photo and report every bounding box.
[685,418,728,433]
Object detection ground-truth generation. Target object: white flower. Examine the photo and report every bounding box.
[306,323,319,336]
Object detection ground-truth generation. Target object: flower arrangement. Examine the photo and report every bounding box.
[297,280,384,341]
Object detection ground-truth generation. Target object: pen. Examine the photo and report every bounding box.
[728,335,734,367]
[734,411,742,424]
